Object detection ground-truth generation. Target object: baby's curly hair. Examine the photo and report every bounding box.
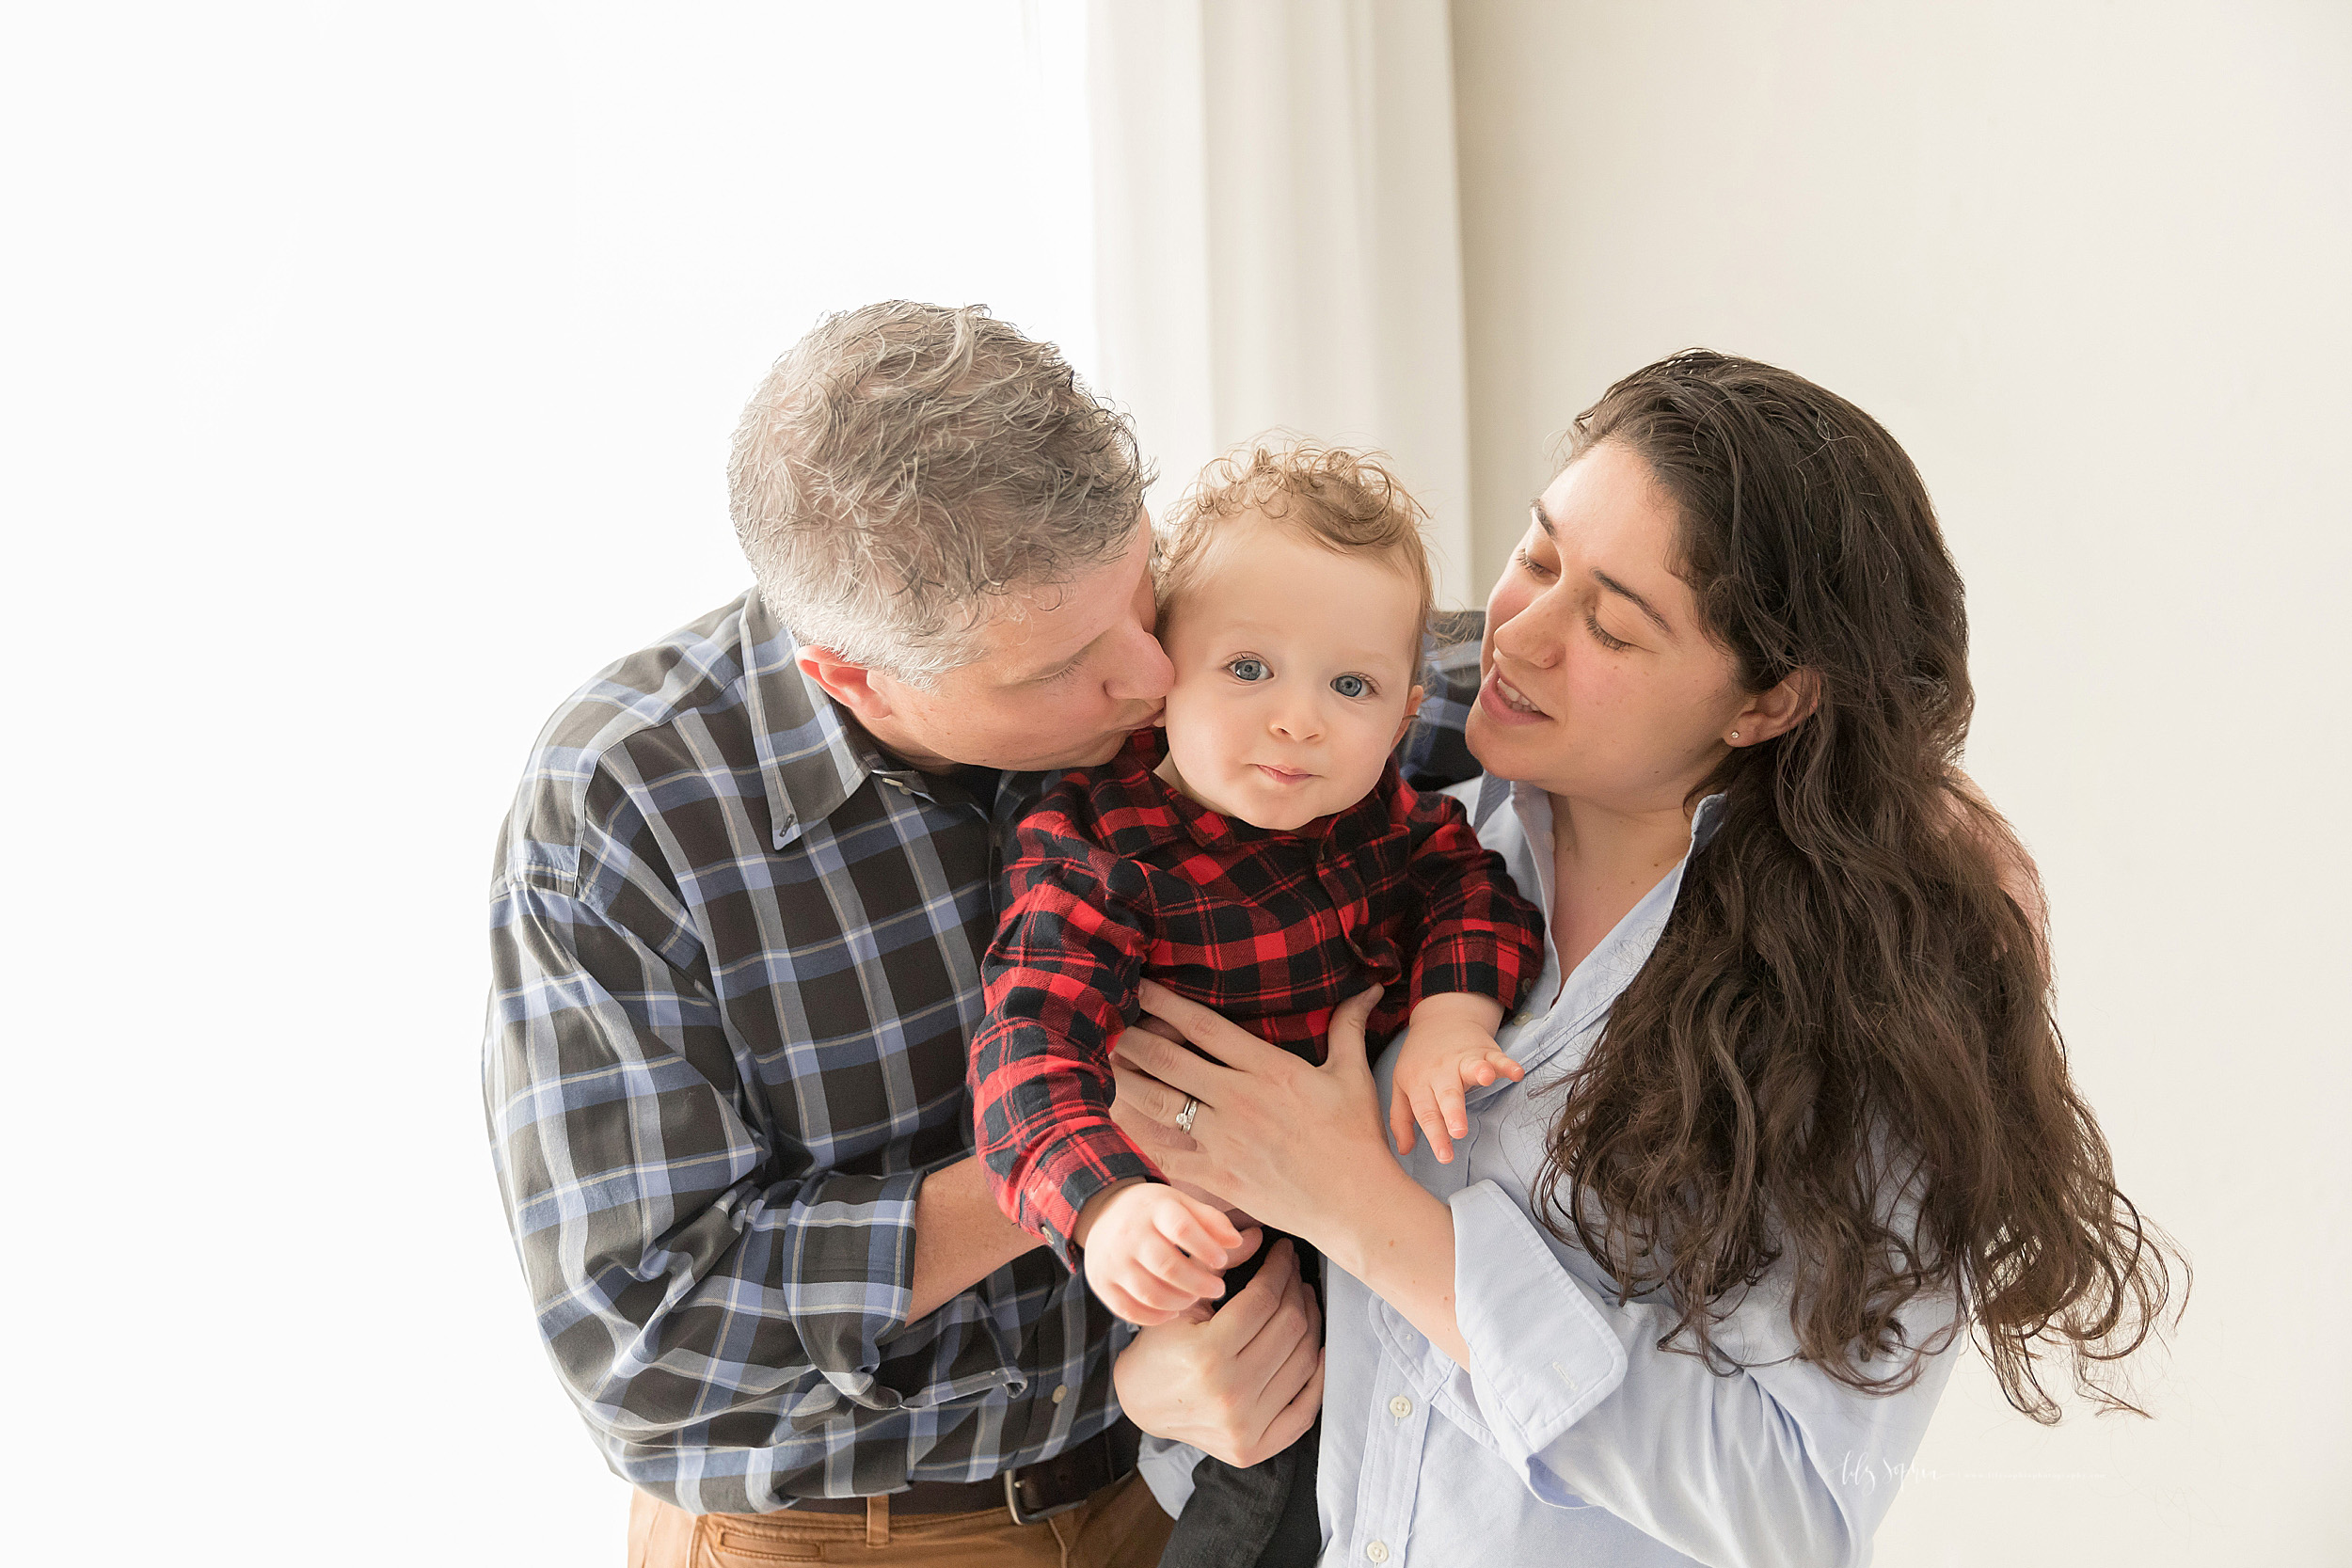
[1155,441,1434,657]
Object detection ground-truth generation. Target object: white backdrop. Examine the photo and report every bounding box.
[7,3,1089,1560]
[6,2,2344,1563]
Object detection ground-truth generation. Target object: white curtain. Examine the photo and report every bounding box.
[1087,0,1476,608]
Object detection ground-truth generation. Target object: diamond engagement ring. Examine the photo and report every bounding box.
[1174,1096,1200,1135]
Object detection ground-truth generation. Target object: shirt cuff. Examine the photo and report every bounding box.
[1020,1132,1160,1269]
[781,1167,936,1407]
[1437,1180,1629,1499]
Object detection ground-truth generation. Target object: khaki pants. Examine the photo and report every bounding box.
[628,1471,1174,1568]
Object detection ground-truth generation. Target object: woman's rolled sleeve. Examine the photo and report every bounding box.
[1426,1179,1961,1568]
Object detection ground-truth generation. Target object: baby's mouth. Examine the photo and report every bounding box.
[1253,764,1314,784]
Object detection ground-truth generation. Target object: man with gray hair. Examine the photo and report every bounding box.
[485,302,1322,1566]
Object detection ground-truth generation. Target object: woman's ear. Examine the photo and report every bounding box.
[1392,684,1427,746]
[1729,668,1819,746]
[798,646,897,723]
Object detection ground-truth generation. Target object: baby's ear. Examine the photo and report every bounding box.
[1392,684,1426,744]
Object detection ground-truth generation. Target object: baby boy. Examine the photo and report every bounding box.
[968,443,1546,1560]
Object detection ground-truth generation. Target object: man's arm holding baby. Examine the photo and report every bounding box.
[904,1157,1047,1323]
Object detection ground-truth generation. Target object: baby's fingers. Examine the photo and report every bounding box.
[1095,1277,1178,1326]
[1136,1235,1225,1304]
[1436,1078,1471,1144]
[1408,1081,1456,1164]
[1157,1191,1245,1268]
[1389,1082,1419,1155]
[1455,1049,1526,1088]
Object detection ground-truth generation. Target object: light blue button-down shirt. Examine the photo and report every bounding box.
[1308,777,1963,1567]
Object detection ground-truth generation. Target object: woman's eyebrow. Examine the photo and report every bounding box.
[1593,570,1674,636]
[1535,496,1674,636]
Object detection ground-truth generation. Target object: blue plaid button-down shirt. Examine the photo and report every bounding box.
[483,590,1487,1515]
[484,588,1129,1513]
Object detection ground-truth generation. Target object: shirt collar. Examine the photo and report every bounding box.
[1505,779,1727,855]
[1489,784,1729,1075]
[739,592,889,849]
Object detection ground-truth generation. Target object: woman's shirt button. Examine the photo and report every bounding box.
[1388,1394,1413,1418]
[1365,1543,1391,1564]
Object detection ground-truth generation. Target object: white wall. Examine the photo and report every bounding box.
[1452,3,2350,1561]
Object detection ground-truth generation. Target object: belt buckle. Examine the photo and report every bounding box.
[1003,1465,1089,1528]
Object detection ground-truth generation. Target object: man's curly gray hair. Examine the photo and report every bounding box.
[728,301,1152,687]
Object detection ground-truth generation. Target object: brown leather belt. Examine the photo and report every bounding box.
[785,1419,1141,1525]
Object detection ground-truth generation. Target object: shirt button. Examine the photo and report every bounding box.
[1052,1384,1068,1404]
[1365,1543,1390,1563]
[1388,1394,1413,1418]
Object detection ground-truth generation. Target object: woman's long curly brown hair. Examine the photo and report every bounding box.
[1535,351,2184,1422]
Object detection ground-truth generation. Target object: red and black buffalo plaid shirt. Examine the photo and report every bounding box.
[971,727,1546,1260]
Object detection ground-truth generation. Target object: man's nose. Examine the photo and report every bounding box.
[1102,622,1174,703]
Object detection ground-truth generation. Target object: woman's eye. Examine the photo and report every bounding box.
[1585,611,1632,652]
[1514,546,1555,579]
[1331,673,1373,699]
[1227,657,1269,682]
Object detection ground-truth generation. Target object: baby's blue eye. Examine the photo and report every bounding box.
[1332,673,1372,699]
[1228,657,1270,682]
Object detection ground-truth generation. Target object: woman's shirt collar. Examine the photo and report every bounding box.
[1464,781,1728,1087]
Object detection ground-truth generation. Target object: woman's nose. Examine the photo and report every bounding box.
[1492,595,1565,670]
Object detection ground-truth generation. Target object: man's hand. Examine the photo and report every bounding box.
[1112,1237,1325,1467]
[1074,1180,1247,1326]
[1389,992,1521,1164]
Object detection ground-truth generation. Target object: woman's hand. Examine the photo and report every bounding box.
[1118,980,1476,1367]
[1109,979,1403,1248]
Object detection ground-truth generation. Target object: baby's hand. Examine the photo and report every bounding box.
[1389,1012,1524,1164]
[1073,1180,1248,1326]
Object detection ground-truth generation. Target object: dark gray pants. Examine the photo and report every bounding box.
[1156,1237,1324,1568]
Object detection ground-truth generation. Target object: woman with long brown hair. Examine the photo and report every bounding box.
[1109,351,2181,1565]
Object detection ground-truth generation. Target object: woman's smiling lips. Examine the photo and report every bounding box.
[1478,667,1552,724]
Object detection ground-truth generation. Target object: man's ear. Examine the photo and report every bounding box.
[1729,668,1820,747]
[1392,684,1427,746]
[798,647,897,723]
